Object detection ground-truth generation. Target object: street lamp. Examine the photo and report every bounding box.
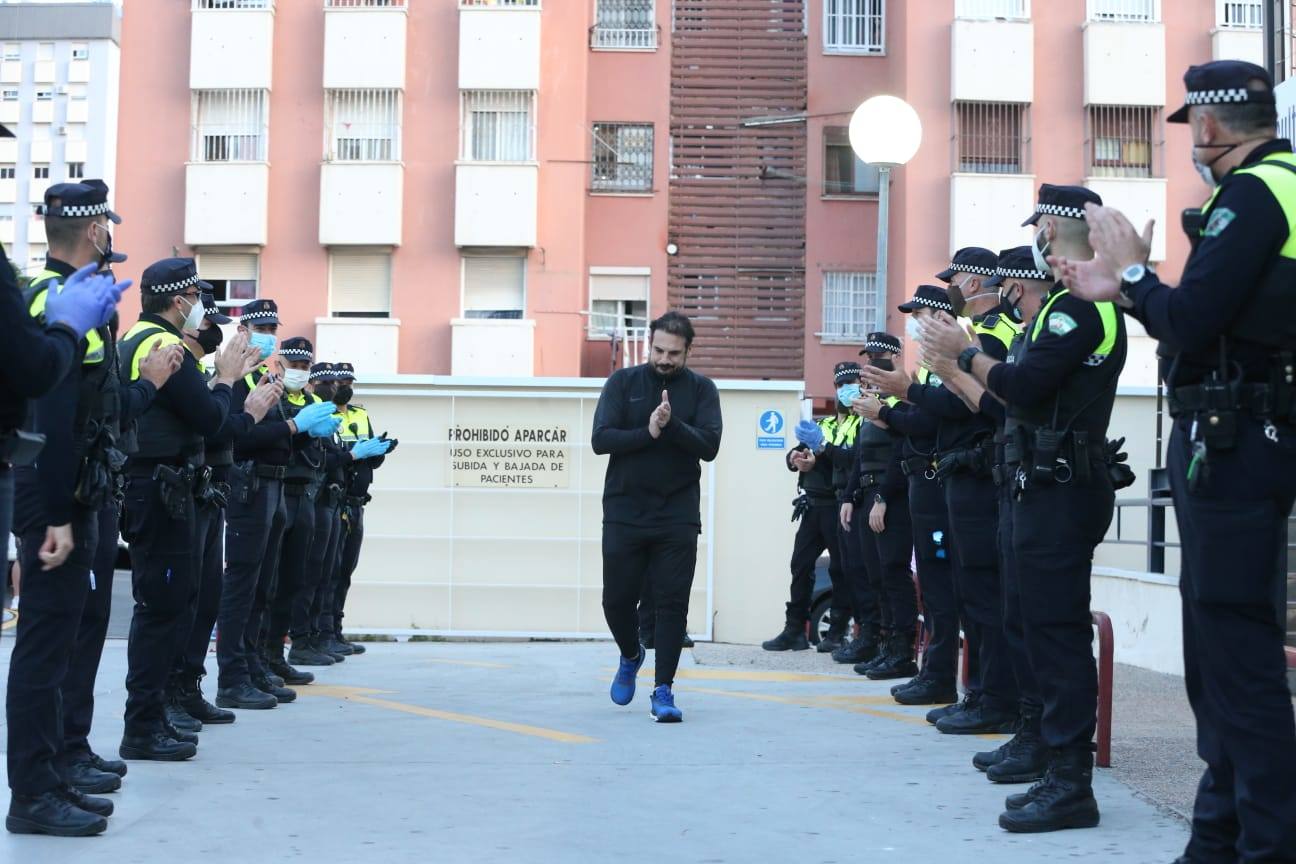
[849,96,922,318]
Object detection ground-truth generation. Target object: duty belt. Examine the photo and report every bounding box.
[857,471,886,488]
[900,455,935,479]
[1169,381,1295,421]
[255,464,287,480]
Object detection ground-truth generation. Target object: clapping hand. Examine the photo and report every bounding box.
[649,390,671,439]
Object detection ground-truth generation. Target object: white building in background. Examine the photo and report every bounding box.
[0,0,121,273]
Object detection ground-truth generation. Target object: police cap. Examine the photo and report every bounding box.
[333,362,355,382]
[239,298,279,327]
[898,284,956,315]
[985,245,1052,288]
[140,257,212,297]
[309,362,336,382]
[859,332,902,356]
[1022,184,1103,226]
[936,247,998,283]
[279,336,314,363]
[1168,60,1275,124]
[39,179,121,225]
[200,289,232,325]
[833,361,862,384]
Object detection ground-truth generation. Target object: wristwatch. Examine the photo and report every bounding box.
[957,345,982,373]
[1120,263,1147,285]
[873,492,885,505]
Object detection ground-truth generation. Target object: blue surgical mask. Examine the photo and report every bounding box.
[249,332,277,360]
[837,383,862,406]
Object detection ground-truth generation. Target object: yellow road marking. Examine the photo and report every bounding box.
[301,686,599,745]
[674,683,936,727]
[423,658,513,670]
[641,667,854,684]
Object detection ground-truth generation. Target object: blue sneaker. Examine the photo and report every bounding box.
[650,685,683,723]
[610,647,646,706]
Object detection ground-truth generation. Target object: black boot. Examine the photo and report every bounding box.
[987,724,1048,784]
[893,678,958,706]
[162,720,199,746]
[177,676,236,725]
[832,633,879,665]
[288,638,336,667]
[936,699,1017,735]
[761,625,809,652]
[253,675,297,703]
[336,634,366,655]
[63,759,121,795]
[6,791,107,837]
[998,749,1100,833]
[681,634,695,648]
[974,716,1020,771]
[215,681,278,710]
[865,634,918,680]
[317,636,347,662]
[890,672,925,696]
[87,752,127,778]
[57,786,113,817]
[119,731,197,762]
[164,681,203,734]
[817,614,849,654]
[266,650,316,686]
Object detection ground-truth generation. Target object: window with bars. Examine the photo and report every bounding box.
[825,0,885,54]
[593,0,658,50]
[822,272,881,343]
[325,89,401,162]
[1217,1,1263,28]
[823,126,881,196]
[463,254,526,319]
[1087,0,1159,22]
[461,91,535,162]
[953,102,1029,174]
[1086,105,1162,178]
[459,1,539,7]
[193,1,275,9]
[326,1,406,8]
[191,89,268,162]
[330,248,392,318]
[955,0,1030,19]
[591,123,653,193]
[196,251,259,314]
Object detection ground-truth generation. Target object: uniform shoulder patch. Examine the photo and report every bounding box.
[1047,313,1078,337]
[1203,207,1236,238]
[978,313,1001,330]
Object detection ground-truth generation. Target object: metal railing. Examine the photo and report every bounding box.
[954,0,1030,20]
[191,89,268,162]
[591,123,653,192]
[1217,0,1263,28]
[611,325,649,370]
[326,0,405,6]
[193,0,273,9]
[821,272,881,343]
[461,90,535,162]
[459,0,538,7]
[824,0,885,54]
[592,0,658,49]
[325,89,401,161]
[1086,105,1163,179]
[952,101,1029,175]
[1088,0,1159,22]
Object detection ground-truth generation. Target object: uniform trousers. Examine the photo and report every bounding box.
[856,484,918,637]
[217,473,283,688]
[786,502,847,628]
[61,497,119,761]
[909,472,957,688]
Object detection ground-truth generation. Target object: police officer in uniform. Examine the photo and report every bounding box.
[1056,61,1296,861]
[922,183,1125,833]
[117,258,269,763]
[840,333,918,673]
[761,364,859,651]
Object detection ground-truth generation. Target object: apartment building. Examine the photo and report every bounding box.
[103,0,1266,385]
[0,0,121,273]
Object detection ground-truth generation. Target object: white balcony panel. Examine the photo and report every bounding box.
[65,140,89,164]
[33,61,55,83]
[67,101,90,123]
[27,219,46,244]
[0,62,20,84]
[29,180,50,204]
[1083,21,1165,106]
[951,19,1033,104]
[0,103,18,125]
[1211,28,1263,65]
[1084,177,1167,262]
[67,60,91,84]
[324,8,407,90]
[32,102,54,123]
[455,163,538,248]
[458,8,540,91]
[185,162,269,246]
[0,180,14,203]
[314,317,400,376]
[0,220,13,244]
[0,139,16,162]
[30,140,53,163]
[949,173,1036,256]
[451,318,536,377]
[319,162,404,246]
[189,9,275,91]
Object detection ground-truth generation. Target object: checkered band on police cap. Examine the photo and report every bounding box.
[1185,88,1255,106]
[145,273,201,295]
[1034,202,1085,220]
[946,262,996,277]
[240,309,276,324]
[864,336,901,354]
[997,266,1051,280]
[53,201,112,218]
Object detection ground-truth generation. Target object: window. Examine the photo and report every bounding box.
[69,84,88,101]
[824,0,885,55]
[1087,0,1158,22]
[35,89,52,101]
[191,89,269,162]
[1218,1,1263,29]
[823,127,881,196]
[329,249,392,318]
[67,162,84,179]
[953,102,1029,174]
[71,44,89,61]
[0,167,14,180]
[1086,105,1162,178]
[325,89,401,162]
[1,90,17,102]
[196,251,259,315]
[462,254,526,319]
[461,91,535,162]
[822,272,881,343]
[2,45,18,62]
[36,43,54,62]
[593,0,658,50]
[194,0,275,8]
[591,123,653,193]
[955,0,1030,18]
[588,271,649,339]
[33,166,49,180]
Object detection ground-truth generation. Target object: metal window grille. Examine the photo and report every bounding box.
[461,91,535,162]
[325,0,406,8]
[953,102,1029,174]
[1217,0,1263,27]
[591,123,653,192]
[191,89,268,162]
[1086,105,1162,178]
[593,0,658,49]
[822,272,880,342]
[1087,0,1159,22]
[823,127,880,195]
[325,89,401,161]
[459,0,539,7]
[955,0,1030,19]
[193,0,274,9]
[824,0,885,54]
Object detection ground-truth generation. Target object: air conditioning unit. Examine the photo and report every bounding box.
[56,125,68,136]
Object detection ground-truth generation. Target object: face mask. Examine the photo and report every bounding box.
[1031,226,1051,274]
[334,384,354,405]
[196,324,223,355]
[180,296,205,333]
[836,383,861,406]
[999,287,1024,323]
[249,332,277,360]
[314,383,337,402]
[91,223,119,269]
[282,369,310,392]
[870,358,895,372]
[905,317,922,343]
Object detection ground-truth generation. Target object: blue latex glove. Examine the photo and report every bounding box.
[44,263,127,337]
[294,401,339,437]
[308,415,342,439]
[795,420,825,452]
[351,437,391,460]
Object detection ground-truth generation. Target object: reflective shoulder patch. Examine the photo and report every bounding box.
[1047,313,1078,337]
[926,371,944,387]
[1203,207,1236,238]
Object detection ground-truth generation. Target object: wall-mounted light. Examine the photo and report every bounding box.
[665,241,679,256]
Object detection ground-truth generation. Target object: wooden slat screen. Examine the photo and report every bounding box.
[668,0,808,380]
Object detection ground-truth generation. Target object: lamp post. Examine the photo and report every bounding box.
[848,96,923,317]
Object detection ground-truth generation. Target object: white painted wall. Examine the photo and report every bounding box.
[189,9,274,91]
[949,173,1036,256]
[458,8,541,91]
[455,163,539,248]
[319,162,404,246]
[951,19,1033,104]
[450,318,536,377]
[1092,569,1184,675]
[1084,177,1168,262]
[184,162,270,246]
[314,317,401,377]
[1211,27,1263,65]
[1083,21,1166,106]
[323,7,407,91]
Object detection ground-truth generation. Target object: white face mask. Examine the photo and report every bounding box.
[181,296,205,333]
[1031,226,1051,274]
[283,369,310,392]
[1192,153,1217,187]
[905,316,923,343]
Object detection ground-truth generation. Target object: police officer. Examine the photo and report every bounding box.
[1056,61,1296,861]
[117,258,270,763]
[761,363,859,651]
[216,306,339,709]
[840,332,918,672]
[922,183,1125,833]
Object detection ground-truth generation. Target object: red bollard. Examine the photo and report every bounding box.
[1092,610,1114,769]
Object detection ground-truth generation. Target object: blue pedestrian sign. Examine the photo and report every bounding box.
[758,410,786,450]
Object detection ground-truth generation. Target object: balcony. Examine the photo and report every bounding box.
[31,140,53,162]
[190,0,275,91]
[319,162,404,246]
[451,318,536,376]
[29,179,50,205]
[68,59,90,84]
[1084,176,1167,262]
[33,60,54,83]
[184,162,270,246]
[0,138,16,162]
[591,0,658,51]
[0,219,12,245]
[1083,17,1165,106]
[0,102,17,124]
[0,62,19,83]
[314,316,400,375]
[27,218,45,244]
[32,101,53,123]
[66,140,89,163]
[323,0,407,90]
[951,18,1033,103]
[455,163,538,247]
[949,173,1035,256]
[1212,1,1263,65]
[67,100,90,123]
[459,3,540,90]
[0,180,14,204]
